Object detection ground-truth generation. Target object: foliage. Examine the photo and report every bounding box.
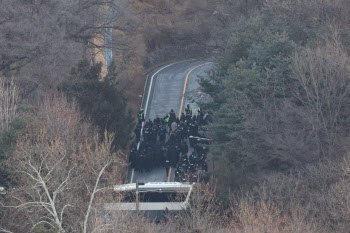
[0,94,125,233]
[0,78,19,134]
[60,60,134,149]
[0,117,27,186]
[201,0,350,198]
[202,21,297,191]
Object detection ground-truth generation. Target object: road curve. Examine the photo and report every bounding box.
[144,60,212,120]
[130,60,213,183]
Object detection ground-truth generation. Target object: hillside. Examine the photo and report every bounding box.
[1,0,350,232]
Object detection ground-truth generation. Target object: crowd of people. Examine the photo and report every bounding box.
[129,104,210,183]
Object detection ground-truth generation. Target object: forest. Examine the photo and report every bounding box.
[1,0,350,232]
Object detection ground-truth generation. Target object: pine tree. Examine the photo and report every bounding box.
[60,60,134,149]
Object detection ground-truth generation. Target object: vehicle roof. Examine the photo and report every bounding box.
[114,182,193,192]
[104,202,187,211]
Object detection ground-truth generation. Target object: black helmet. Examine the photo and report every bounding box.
[187,104,190,107]
[171,109,174,112]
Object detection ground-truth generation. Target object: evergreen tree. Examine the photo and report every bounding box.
[60,60,133,149]
[200,7,311,195]
[201,1,350,199]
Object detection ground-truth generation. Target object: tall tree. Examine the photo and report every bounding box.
[200,0,350,196]
[61,60,134,149]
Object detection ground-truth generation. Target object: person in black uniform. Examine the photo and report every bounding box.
[143,126,150,142]
[180,113,186,122]
[183,122,189,139]
[192,115,197,123]
[174,145,180,165]
[134,123,141,142]
[189,122,199,136]
[129,144,138,168]
[161,146,168,163]
[175,130,182,145]
[185,113,191,123]
[154,144,162,166]
[154,115,161,125]
[180,142,188,156]
[147,119,153,127]
[168,132,176,145]
[137,153,146,173]
[144,144,154,172]
[168,145,177,167]
[158,125,166,144]
[197,108,204,125]
[150,126,157,144]
[169,109,176,124]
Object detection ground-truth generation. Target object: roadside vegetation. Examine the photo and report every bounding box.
[199,0,350,231]
[1,0,350,232]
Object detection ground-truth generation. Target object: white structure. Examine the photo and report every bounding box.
[0,186,6,195]
[104,182,193,219]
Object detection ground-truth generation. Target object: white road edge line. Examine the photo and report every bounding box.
[131,59,200,184]
[130,168,135,184]
[132,62,178,184]
[144,63,177,118]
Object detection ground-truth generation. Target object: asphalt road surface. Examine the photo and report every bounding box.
[128,60,213,183]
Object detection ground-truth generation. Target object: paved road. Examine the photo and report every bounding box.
[128,60,213,183]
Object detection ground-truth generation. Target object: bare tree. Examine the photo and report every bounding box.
[0,78,19,135]
[0,94,126,233]
[235,32,350,170]
[292,34,350,156]
[0,0,122,100]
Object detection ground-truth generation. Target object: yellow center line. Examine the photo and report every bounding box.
[167,167,172,182]
[167,62,211,182]
[178,62,211,119]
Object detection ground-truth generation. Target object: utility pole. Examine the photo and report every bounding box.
[135,181,144,216]
[136,180,139,216]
